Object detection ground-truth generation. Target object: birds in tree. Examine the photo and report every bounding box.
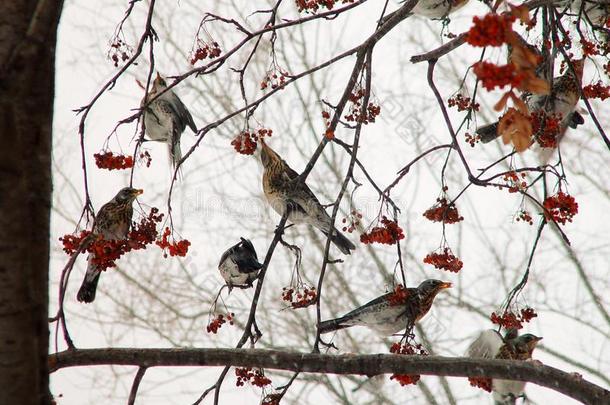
[318,279,452,335]
[259,139,356,255]
[476,59,585,144]
[141,73,197,173]
[468,329,543,404]
[218,238,264,289]
[77,187,143,303]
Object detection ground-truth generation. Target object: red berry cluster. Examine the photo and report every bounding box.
[389,342,427,386]
[156,227,191,258]
[515,209,533,225]
[261,69,288,90]
[139,151,152,168]
[206,313,234,334]
[490,307,537,330]
[387,284,410,306]
[579,38,606,57]
[295,0,355,13]
[321,110,334,139]
[583,81,610,101]
[345,88,381,124]
[231,128,273,155]
[543,192,578,225]
[235,367,272,388]
[447,94,480,112]
[59,230,92,255]
[423,198,464,224]
[341,210,362,233]
[530,111,562,148]
[108,38,132,67]
[464,132,480,147]
[423,248,463,273]
[94,152,134,170]
[466,13,516,47]
[468,377,492,392]
[281,286,317,309]
[473,62,523,91]
[503,171,527,193]
[63,207,164,271]
[190,40,221,65]
[360,216,405,245]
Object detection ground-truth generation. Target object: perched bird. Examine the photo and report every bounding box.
[477,59,585,144]
[468,329,543,405]
[141,73,197,173]
[410,0,470,19]
[318,279,452,335]
[77,187,143,303]
[259,140,356,255]
[218,238,264,289]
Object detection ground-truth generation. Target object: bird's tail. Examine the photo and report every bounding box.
[318,316,353,334]
[476,122,499,144]
[77,256,101,303]
[168,138,183,180]
[321,228,356,255]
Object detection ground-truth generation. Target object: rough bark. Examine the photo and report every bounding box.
[0,1,63,404]
[50,348,610,405]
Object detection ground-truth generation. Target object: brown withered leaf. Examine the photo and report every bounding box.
[498,107,533,152]
[519,70,550,95]
[509,41,541,70]
[509,4,532,26]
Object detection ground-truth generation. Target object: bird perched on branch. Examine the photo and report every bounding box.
[77,187,143,303]
[218,238,264,289]
[468,329,543,405]
[404,0,470,19]
[141,73,197,173]
[259,140,356,255]
[476,59,585,145]
[319,279,452,335]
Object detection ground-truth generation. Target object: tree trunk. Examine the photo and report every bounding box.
[0,2,63,404]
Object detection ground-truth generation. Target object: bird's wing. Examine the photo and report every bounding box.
[467,329,504,358]
[167,93,197,133]
[340,291,394,319]
[281,160,332,226]
[218,240,242,268]
[239,238,258,259]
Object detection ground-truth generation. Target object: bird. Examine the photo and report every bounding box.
[468,329,543,405]
[259,139,356,255]
[77,187,143,303]
[476,59,585,144]
[411,0,470,19]
[218,238,264,289]
[141,72,197,174]
[318,279,452,335]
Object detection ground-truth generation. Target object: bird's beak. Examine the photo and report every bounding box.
[156,71,162,80]
[534,336,543,342]
[134,189,144,196]
[439,282,452,289]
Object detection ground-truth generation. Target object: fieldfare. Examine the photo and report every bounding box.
[218,237,264,289]
[408,0,470,19]
[318,279,452,335]
[259,140,356,255]
[77,187,143,303]
[142,73,197,172]
[468,329,543,404]
[477,59,585,144]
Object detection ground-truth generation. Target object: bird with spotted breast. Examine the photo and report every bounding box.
[141,73,197,174]
[259,140,356,255]
[319,279,452,335]
[77,187,143,303]
[468,329,543,404]
[218,238,264,289]
[476,59,585,145]
[400,0,470,19]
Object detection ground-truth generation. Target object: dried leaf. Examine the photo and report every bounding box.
[494,92,511,111]
[498,108,533,152]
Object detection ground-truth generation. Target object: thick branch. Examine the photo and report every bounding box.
[49,348,609,404]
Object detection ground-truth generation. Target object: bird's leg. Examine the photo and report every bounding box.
[317,336,338,351]
[274,222,293,236]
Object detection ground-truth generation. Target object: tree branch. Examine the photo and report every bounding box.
[49,348,609,404]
